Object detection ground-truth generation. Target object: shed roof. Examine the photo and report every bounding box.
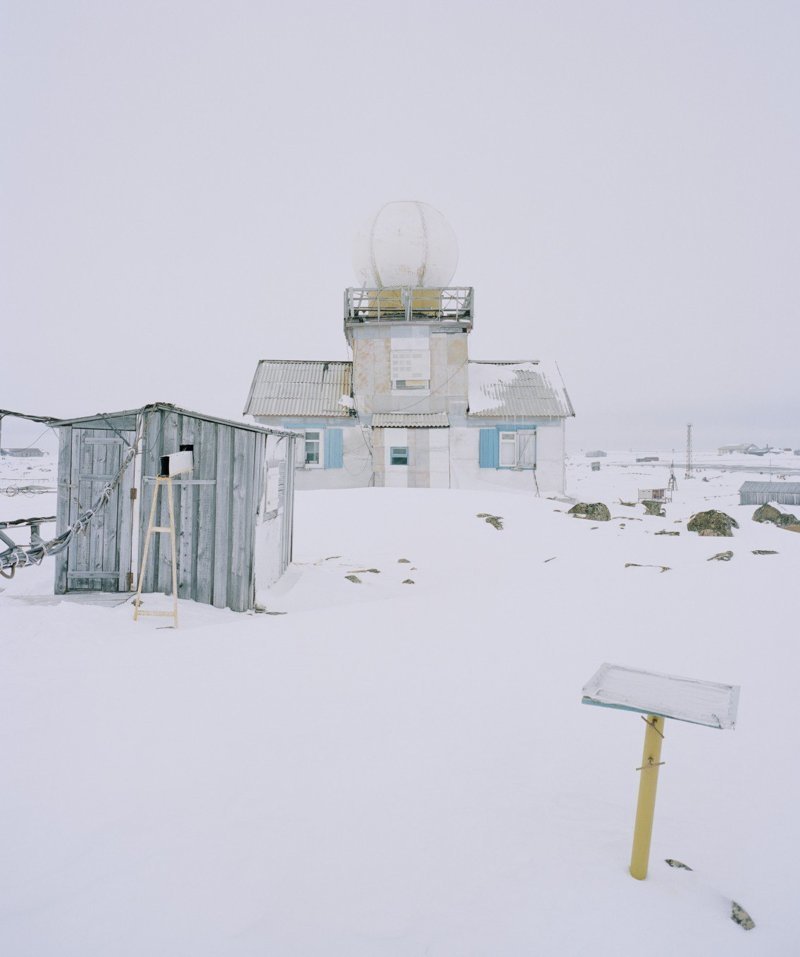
[372,413,450,428]
[52,403,296,437]
[739,481,800,494]
[245,361,354,418]
[467,361,574,418]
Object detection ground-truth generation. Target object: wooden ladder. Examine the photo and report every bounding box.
[133,476,179,627]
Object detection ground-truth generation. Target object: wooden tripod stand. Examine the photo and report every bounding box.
[133,476,178,627]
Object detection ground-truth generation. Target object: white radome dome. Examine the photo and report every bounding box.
[353,201,458,288]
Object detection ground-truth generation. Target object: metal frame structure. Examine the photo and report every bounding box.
[344,286,473,328]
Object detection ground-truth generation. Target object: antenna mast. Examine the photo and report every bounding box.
[684,423,694,479]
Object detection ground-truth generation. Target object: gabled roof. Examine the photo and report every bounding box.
[467,361,574,418]
[244,361,354,418]
[372,413,449,428]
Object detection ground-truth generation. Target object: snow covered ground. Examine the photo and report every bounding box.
[2,451,799,955]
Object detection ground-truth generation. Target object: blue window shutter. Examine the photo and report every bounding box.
[479,428,498,468]
[325,428,344,469]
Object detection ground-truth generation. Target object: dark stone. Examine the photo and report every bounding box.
[687,510,739,537]
[731,901,755,930]
[753,503,799,527]
[568,502,611,522]
[477,513,504,530]
[642,500,666,517]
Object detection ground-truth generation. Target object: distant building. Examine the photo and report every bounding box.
[0,447,45,457]
[739,481,800,507]
[585,450,607,458]
[718,443,757,455]
[244,203,574,495]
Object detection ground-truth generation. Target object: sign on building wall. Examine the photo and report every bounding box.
[391,338,430,388]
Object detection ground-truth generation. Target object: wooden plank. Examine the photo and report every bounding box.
[138,409,162,593]
[156,409,180,594]
[281,435,296,573]
[70,430,91,588]
[93,436,111,591]
[228,429,256,612]
[193,417,217,605]
[61,414,138,431]
[177,414,197,600]
[246,432,265,607]
[98,433,120,592]
[54,426,72,594]
[212,424,233,609]
[116,431,137,591]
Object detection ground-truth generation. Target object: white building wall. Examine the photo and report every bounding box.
[253,417,373,490]
[350,324,469,416]
[449,420,567,496]
[429,429,450,488]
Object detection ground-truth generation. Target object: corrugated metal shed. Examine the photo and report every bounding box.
[372,412,450,428]
[54,404,297,612]
[467,361,574,418]
[739,481,800,506]
[244,360,353,418]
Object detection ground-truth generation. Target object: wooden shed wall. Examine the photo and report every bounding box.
[54,414,138,595]
[137,408,266,612]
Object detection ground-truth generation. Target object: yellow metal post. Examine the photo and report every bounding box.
[630,714,665,880]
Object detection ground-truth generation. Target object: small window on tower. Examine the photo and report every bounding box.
[390,446,409,466]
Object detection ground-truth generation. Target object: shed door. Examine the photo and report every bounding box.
[67,428,136,592]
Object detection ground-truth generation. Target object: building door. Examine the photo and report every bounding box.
[66,428,136,592]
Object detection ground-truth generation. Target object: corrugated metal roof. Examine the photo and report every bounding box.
[739,481,800,494]
[244,361,354,418]
[371,412,450,428]
[467,361,574,418]
[52,403,297,436]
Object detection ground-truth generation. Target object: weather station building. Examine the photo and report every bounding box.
[244,202,574,495]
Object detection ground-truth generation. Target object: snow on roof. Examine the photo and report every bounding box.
[467,361,574,418]
[245,361,354,418]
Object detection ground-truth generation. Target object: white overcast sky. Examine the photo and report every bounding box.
[2,1,798,451]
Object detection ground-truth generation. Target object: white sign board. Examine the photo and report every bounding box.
[391,338,430,383]
[581,663,740,729]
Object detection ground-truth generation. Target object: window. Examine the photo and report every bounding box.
[517,430,536,468]
[390,446,409,466]
[288,427,344,470]
[499,432,516,466]
[479,427,536,469]
[304,430,322,467]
